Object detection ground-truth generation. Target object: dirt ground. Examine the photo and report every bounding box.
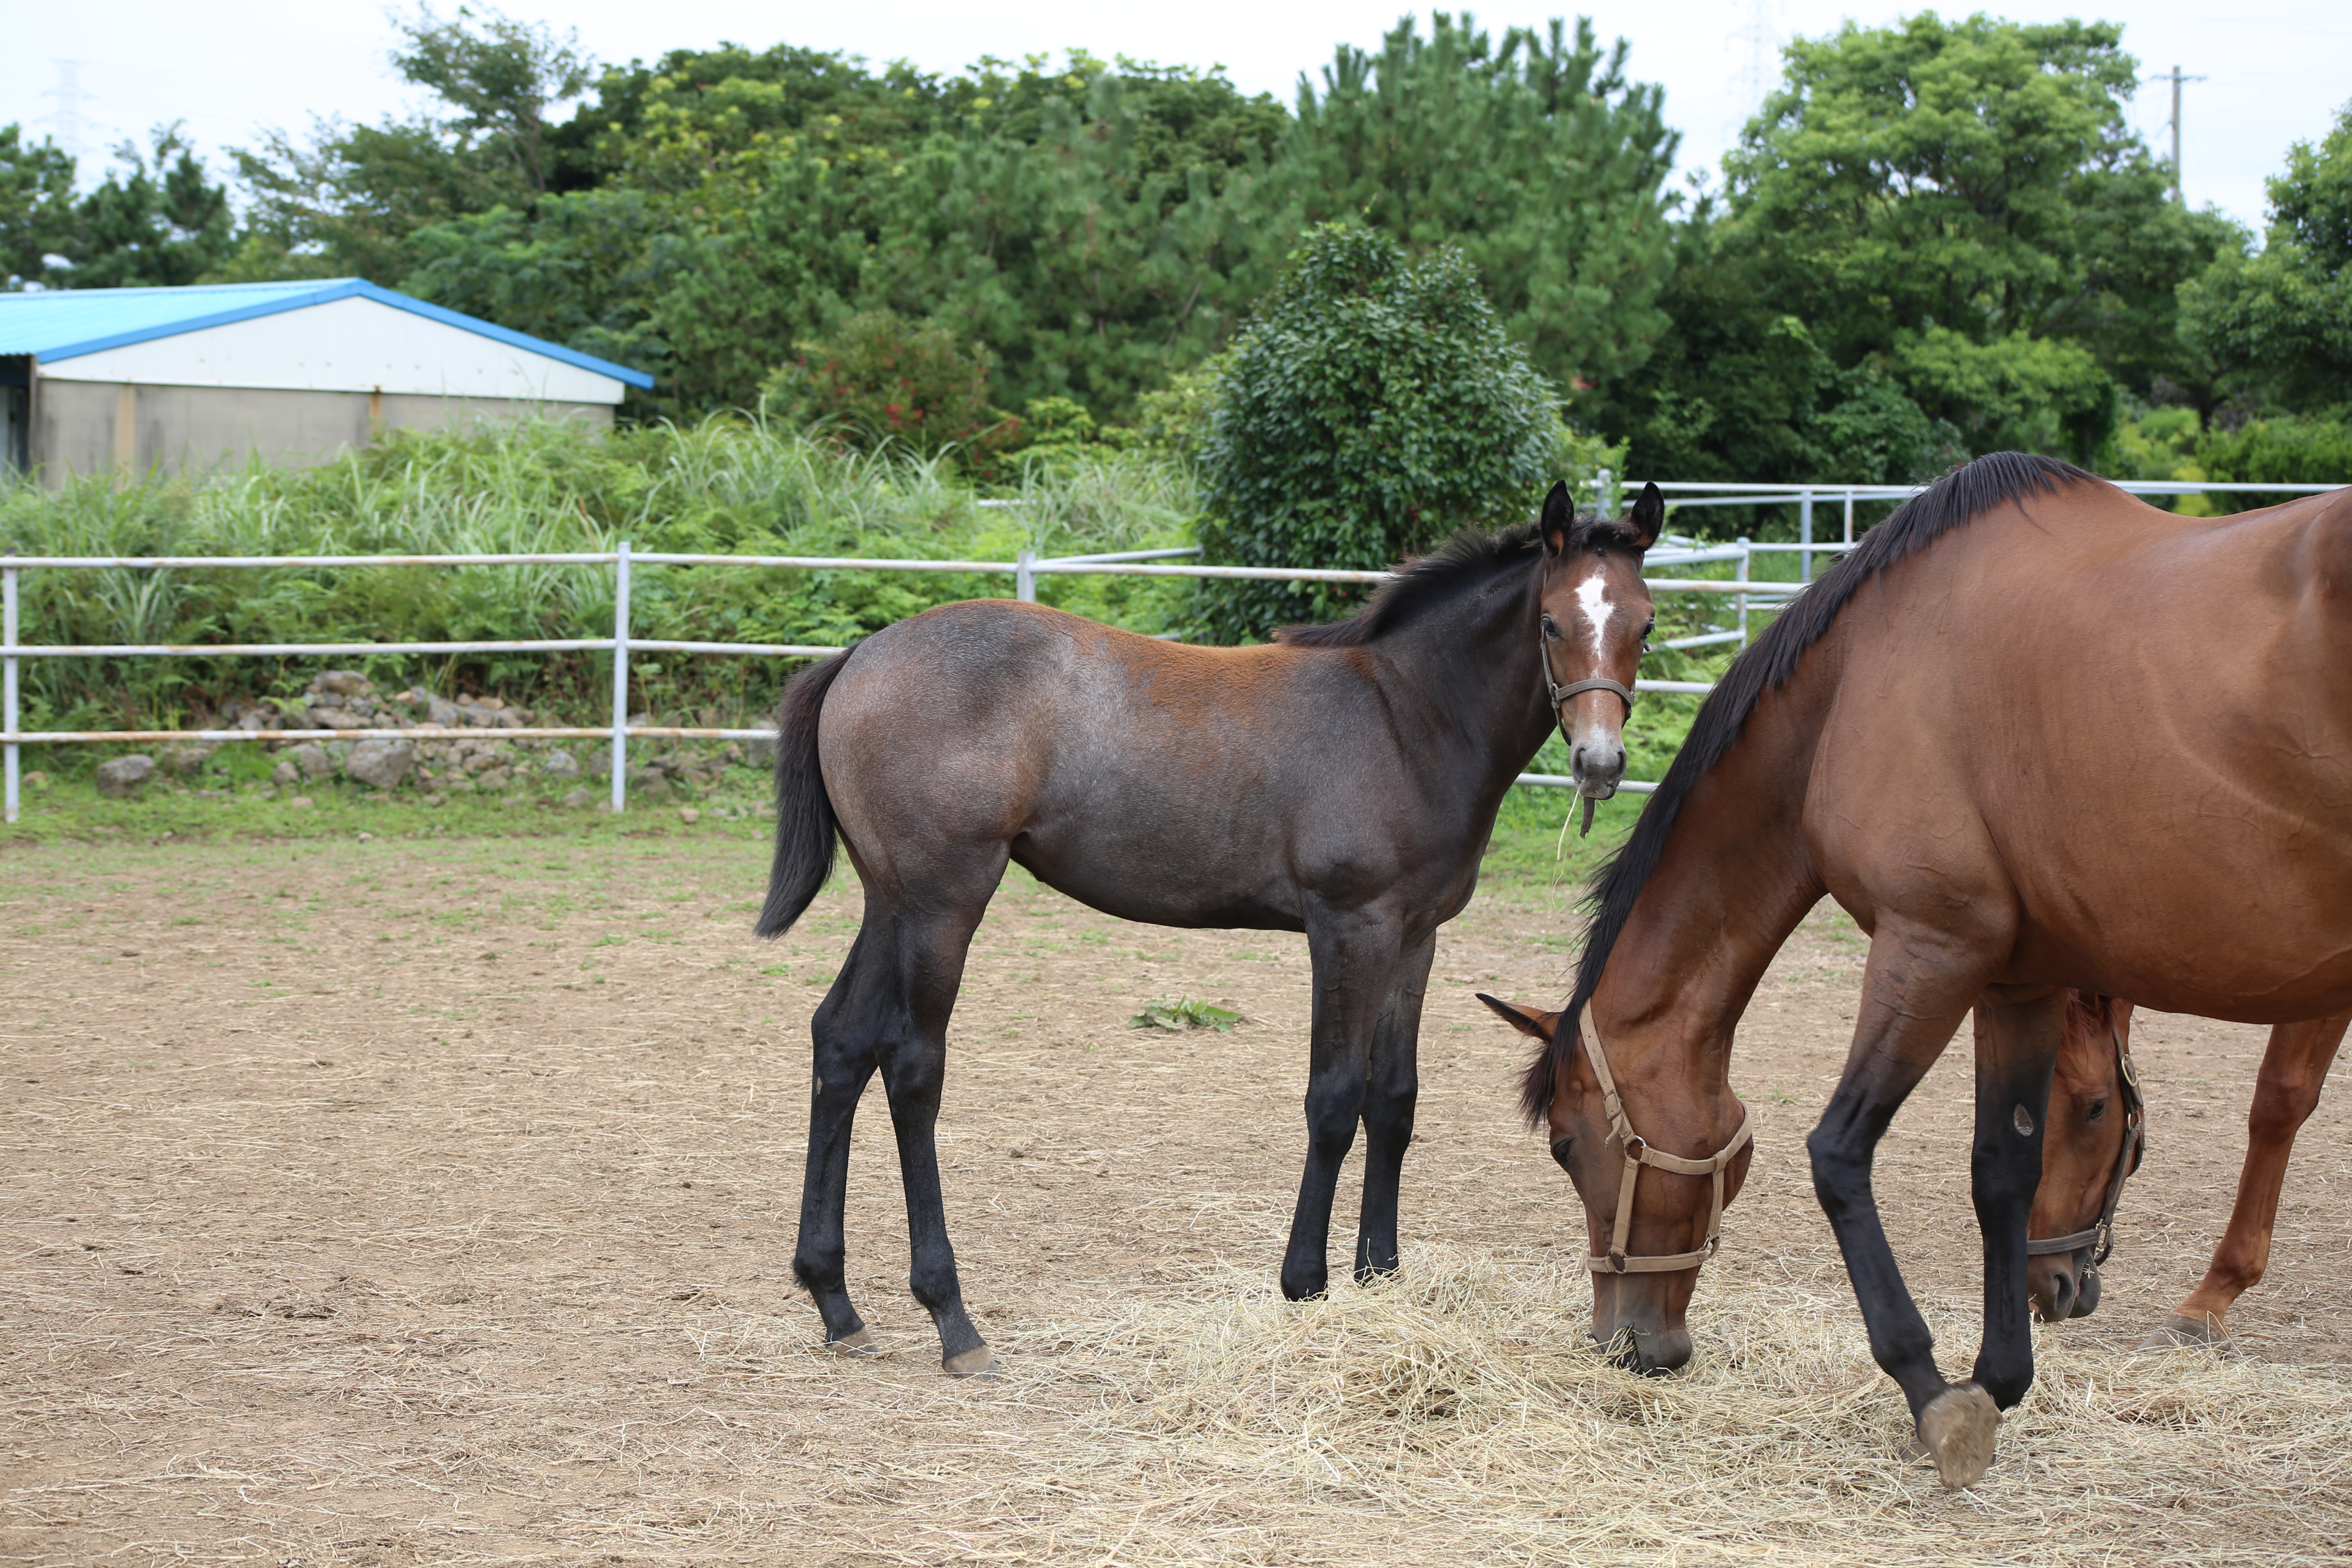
[5,832,2350,1565]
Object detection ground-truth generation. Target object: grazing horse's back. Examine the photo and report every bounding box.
[1804,482,2352,1020]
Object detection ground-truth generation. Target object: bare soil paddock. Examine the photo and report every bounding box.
[5,834,2350,1565]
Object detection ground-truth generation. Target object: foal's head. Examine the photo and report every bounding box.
[2028,993,2143,1323]
[1535,480,1664,799]
[1479,994,1753,1374]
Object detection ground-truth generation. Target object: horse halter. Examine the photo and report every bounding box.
[2025,1027,2146,1270]
[1572,1005,1755,1274]
[1539,630,1636,836]
[1539,630,1636,731]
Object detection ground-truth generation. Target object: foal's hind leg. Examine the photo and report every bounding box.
[1354,929,1436,1285]
[2150,1011,2352,1348]
[794,873,1002,1373]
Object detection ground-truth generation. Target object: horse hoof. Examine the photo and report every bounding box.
[2138,1313,2231,1353]
[944,1345,1000,1379]
[827,1326,880,1356]
[1918,1383,2000,1491]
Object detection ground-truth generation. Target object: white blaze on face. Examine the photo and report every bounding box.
[1574,570,1615,669]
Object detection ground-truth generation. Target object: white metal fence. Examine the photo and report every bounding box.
[4,476,2341,825]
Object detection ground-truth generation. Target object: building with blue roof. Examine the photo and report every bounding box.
[0,279,654,483]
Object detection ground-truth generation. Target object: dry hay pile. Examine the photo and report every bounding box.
[731,1245,2351,1566]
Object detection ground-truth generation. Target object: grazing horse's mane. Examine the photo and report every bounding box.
[1274,513,1651,648]
[1520,451,2101,1124]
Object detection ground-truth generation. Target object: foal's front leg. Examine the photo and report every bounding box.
[1281,906,1405,1301]
[1355,929,1436,1284]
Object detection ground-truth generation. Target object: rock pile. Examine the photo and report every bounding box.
[84,670,758,808]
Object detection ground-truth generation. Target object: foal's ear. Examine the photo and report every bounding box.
[1539,481,1574,558]
[1626,481,1665,549]
[1477,993,1563,1041]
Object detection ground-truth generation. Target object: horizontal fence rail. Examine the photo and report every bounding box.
[7,470,2344,824]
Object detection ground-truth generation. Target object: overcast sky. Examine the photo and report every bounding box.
[6,0,2346,236]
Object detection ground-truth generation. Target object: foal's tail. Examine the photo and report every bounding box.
[755,645,858,939]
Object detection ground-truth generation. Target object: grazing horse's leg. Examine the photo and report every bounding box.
[2148,1011,2352,1348]
[1354,928,1437,1285]
[1281,906,1407,1301]
[1964,991,2065,1405]
[1806,915,2009,1489]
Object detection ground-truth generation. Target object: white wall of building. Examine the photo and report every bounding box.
[38,295,629,404]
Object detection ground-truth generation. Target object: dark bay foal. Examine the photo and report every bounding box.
[757,482,1665,1374]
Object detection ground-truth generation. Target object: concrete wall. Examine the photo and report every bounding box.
[32,379,613,485]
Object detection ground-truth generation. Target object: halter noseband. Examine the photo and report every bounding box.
[1540,632,1637,836]
[1540,631,1635,730]
[2025,1026,2146,1269]
[1572,1004,1755,1274]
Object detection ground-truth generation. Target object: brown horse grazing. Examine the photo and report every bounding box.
[1491,454,2352,1488]
[2029,995,2352,1344]
[755,481,1665,1375]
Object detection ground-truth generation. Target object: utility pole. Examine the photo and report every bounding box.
[36,60,98,167]
[2147,65,2208,204]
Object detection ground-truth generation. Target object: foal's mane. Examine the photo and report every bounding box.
[1520,451,2100,1124]
[1275,514,1650,648]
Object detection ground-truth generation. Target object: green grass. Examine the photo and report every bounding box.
[0,413,1200,743]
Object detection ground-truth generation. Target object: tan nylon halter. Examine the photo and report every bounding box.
[1574,1004,1755,1274]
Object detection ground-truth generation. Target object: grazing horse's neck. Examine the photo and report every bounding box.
[1591,657,1838,1106]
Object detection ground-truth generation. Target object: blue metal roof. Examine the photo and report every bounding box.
[0,278,655,389]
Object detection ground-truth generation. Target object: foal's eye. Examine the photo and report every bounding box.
[1541,615,1561,641]
[2086,1099,2109,1123]
[1550,1137,1577,1171]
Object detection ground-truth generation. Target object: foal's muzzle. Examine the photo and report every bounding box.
[1572,738,1626,799]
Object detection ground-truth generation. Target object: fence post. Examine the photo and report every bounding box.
[1843,490,1856,545]
[1016,549,1036,604]
[1594,467,1615,517]
[4,551,17,826]
[1735,538,1751,647]
[609,540,630,814]
[1799,489,1815,582]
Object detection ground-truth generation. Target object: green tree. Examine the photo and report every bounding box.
[229,4,595,283]
[62,125,234,289]
[0,124,76,290]
[1282,13,1679,390]
[1598,12,2235,486]
[2181,102,2352,412]
[646,68,1281,420]
[761,309,1008,457]
[1193,224,1561,641]
[1719,13,2227,460]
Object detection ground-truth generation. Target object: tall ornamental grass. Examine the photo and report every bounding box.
[0,414,1199,733]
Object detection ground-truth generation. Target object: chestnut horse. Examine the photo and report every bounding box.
[757,482,1665,1375]
[1492,454,2352,1488]
[2030,995,2351,1343]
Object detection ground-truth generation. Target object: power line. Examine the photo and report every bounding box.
[2145,64,2208,204]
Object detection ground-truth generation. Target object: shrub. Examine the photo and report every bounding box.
[1192,224,1563,641]
[762,310,1013,459]
[2196,412,2352,508]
